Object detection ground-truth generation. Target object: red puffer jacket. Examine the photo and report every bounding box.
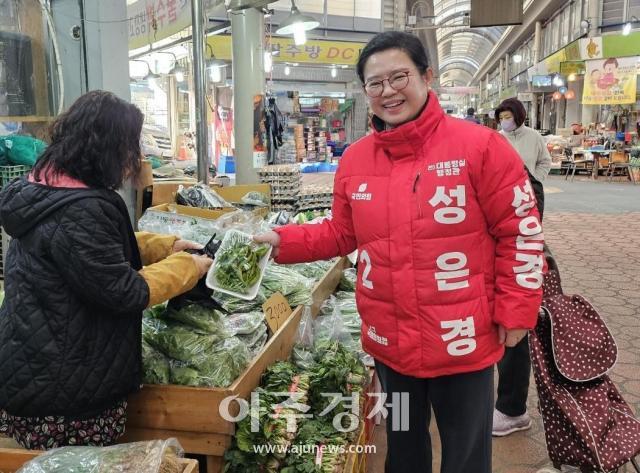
[275,92,544,378]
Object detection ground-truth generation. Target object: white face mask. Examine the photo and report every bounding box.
[501,118,517,132]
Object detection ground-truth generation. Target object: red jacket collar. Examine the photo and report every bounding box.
[372,90,445,158]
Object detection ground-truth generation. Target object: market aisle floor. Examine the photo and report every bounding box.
[368,176,640,472]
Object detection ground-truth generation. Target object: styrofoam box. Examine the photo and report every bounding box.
[206,229,272,301]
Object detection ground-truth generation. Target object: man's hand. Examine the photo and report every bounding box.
[498,326,528,347]
[253,231,281,258]
[172,239,204,254]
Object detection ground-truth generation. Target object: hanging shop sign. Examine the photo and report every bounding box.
[560,61,586,76]
[564,39,581,61]
[517,92,534,102]
[579,37,603,60]
[582,57,638,105]
[207,35,365,66]
[128,0,194,50]
[602,32,640,59]
[499,85,518,100]
[543,49,566,74]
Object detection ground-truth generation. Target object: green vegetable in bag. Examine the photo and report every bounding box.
[338,268,357,292]
[142,341,170,385]
[166,303,227,335]
[147,322,222,362]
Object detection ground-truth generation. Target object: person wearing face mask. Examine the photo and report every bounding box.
[495,98,552,183]
[491,98,550,438]
[254,32,544,473]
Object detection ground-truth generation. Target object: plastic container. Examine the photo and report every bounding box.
[0,165,31,188]
[206,229,272,300]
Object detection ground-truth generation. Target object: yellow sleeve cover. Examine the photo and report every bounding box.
[135,231,178,266]
[139,252,200,307]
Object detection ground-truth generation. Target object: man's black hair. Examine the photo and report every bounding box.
[467,107,475,116]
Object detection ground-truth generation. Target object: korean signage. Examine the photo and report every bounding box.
[128,0,192,50]
[583,57,638,105]
[560,61,586,76]
[208,35,365,66]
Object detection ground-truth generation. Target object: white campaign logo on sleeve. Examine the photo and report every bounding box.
[352,182,372,201]
[511,180,544,290]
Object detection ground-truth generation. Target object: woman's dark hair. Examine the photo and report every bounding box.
[603,57,618,68]
[356,32,429,83]
[33,90,144,190]
[494,97,527,127]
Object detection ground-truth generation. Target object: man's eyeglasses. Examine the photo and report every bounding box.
[364,71,411,98]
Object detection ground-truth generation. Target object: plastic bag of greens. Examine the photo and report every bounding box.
[165,303,227,335]
[286,260,335,282]
[292,306,315,370]
[262,264,314,307]
[195,338,251,387]
[248,330,268,356]
[236,323,267,348]
[314,299,356,352]
[16,438,185,473]
[240,191,269,207]
[338,268,357,292]
[147,322,222,362]
[176,183,231,209]
[224,311,266,336]
[214,289,266,314]
[142,341,170,385]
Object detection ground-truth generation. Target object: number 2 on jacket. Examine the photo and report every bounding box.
[359,250,374,290]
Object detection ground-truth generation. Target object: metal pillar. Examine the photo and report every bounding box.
[231,8,265,184]
[581,0,601,128]
[191,0,209,184]
[530,20,543,130]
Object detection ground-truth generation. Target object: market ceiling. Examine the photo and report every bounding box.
[430,0,506,86]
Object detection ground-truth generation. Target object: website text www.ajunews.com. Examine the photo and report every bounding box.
[252,443,377,456]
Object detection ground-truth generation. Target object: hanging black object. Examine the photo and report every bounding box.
[167,235,226,312]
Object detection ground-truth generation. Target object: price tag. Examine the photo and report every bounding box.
[262,292,293,334]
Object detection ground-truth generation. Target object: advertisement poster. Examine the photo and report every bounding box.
[582,57,638,105]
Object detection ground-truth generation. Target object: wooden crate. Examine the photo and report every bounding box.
[0,447,198,473]
[124,257,349,473]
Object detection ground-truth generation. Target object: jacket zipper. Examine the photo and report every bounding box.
[413,172,423,218]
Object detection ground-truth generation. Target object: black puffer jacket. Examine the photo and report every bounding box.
[0,178,150,419]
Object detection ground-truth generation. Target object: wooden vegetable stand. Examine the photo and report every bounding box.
[123,257,350,473]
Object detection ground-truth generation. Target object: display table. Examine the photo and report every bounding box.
[122,257,349,473]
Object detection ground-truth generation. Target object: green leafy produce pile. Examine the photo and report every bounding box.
[224,342,367,473]
[215,264,314,313]
[338,268,357,292]
[287,259,336,283]
[214,233,270,294]
[141,303,252,388]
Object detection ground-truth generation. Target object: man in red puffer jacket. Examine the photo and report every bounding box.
[256,32,544,473]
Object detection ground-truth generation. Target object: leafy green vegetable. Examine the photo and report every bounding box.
[286,260,336,282]
[146,321,222,362]
[166,303,227,335]
[141,341,170,385]
[224,312,266,336]
[338,268,357,292]
[215,233,269,294]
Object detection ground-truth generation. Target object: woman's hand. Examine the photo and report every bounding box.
[253,231,280,258]
[191,254,213,278]
[172,239,204,254]
[498,326,528,347]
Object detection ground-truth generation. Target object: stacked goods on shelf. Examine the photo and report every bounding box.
[277,135,298,165]
[258,165,301,213]
[297,185,332,212]
[293,124,305,162]
[306,125,316,161]
[316,135,328,161]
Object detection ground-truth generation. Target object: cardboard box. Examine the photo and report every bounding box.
[136,160,154,190]
[151,182,271,209]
